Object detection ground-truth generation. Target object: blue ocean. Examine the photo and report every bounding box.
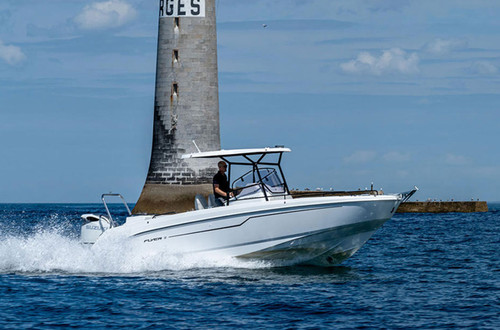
[0,203,498,328]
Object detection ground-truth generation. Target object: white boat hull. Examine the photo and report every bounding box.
[95,195,401,267]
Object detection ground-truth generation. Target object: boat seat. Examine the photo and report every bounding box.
[207,194,216,208]
[194,194,208,210]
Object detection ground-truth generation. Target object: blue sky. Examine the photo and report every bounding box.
[1,0,499,202]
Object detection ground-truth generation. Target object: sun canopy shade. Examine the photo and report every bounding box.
[181,147,291,159]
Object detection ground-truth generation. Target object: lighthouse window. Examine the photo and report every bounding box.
[173,49,179,62]
[173,83,179,96]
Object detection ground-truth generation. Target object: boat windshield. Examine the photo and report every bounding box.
[232,168,286,199]
[183,147,292,204]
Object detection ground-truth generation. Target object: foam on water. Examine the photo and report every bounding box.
[0,223,269,275]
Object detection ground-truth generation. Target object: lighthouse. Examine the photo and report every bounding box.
[133,0,221,214]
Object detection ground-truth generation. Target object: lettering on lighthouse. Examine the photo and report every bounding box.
[160,0,205,17]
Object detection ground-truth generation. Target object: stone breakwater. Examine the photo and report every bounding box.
[291,191,488,213]
[397,201,488,213]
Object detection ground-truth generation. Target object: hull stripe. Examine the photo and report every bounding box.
[189,218,388,254]
[133,203,347,237]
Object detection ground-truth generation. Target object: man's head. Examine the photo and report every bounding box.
[218,161,227,173]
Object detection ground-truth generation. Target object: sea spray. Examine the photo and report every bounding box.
[0,217,269,274]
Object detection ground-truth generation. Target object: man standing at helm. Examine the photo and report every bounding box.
[213,161,232,206]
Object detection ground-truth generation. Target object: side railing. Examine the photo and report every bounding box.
[101,193,132,227]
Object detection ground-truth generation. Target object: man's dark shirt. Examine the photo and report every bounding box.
[213,171,229,199]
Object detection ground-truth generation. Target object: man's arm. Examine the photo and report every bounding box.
[214,184,233,198]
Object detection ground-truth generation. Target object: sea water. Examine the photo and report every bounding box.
[0,203,498,328]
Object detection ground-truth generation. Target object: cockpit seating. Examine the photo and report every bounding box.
[194,194,208,210]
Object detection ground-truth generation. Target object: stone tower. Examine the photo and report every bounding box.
[133,0,220,214]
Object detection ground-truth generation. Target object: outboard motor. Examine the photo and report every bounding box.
[79,194,132,244]
[80,214,111,244]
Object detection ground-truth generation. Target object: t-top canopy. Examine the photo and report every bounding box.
[182,147,291,159]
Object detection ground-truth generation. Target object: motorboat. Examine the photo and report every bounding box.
[80,147,417,267]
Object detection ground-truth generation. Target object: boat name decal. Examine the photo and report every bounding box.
[144,236,163,243]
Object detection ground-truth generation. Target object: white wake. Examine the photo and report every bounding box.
[0,228,269,274]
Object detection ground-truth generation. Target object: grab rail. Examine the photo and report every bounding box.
[399,186,419,203]
[101,193,132,227]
